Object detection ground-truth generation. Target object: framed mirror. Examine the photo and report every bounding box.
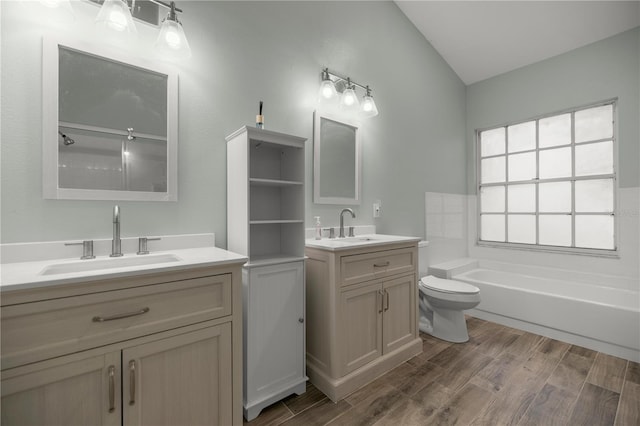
[313,111,361,205]
[42,37,178,201]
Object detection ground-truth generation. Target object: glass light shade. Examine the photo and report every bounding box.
[95,0,137,35]
[31,0,75,22]
[318,80,338,102]
[155,19,192,60]
[340,87,360,111]
[360,95,379,117]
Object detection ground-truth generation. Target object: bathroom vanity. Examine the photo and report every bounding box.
[0,246,246,426]
[304,235,422,401]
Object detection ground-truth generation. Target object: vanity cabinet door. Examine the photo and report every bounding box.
[339,282,383,375]
[1,351,121,426]
[382,274,417,354]
[123,324,232,426]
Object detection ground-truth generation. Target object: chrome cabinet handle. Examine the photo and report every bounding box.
[129,360,136,406]
[108,365,115,413]
[384,290,390,311]
[92,307,150,323]
[373,261,390,268]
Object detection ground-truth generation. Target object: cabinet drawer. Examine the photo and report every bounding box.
[1,274,231,370]
[340,248,415,287]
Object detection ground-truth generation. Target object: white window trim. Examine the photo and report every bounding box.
[476,99,618,258]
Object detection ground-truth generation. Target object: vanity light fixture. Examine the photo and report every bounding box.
[154,1,192,60]
[318,68,379,118]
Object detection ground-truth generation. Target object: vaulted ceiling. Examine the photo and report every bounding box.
[395,1,640,85]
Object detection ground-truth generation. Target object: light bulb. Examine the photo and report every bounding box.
[155,18,192,59]
[95,0,137,36]
[34,0,75,21]
[164,28,182,48]
[39,0,63,8]
[321,83,335,99]
[108,10,127,31]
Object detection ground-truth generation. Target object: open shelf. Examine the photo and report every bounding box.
[249,178,303,187]
[227,126,306,262]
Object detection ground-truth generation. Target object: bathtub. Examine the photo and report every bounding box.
[431,260,640,362]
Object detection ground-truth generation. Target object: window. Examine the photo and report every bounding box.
[477,101,616,253]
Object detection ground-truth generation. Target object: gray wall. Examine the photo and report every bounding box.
[0,0,467,245]
[466,27,640,193]
[465,27,639,279]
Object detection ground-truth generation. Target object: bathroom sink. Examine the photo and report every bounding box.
[39,253,181,276]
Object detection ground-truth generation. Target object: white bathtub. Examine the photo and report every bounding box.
[444,264,640,362]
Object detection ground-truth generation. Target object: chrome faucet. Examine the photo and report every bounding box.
[110,205,123,257]
[339,208,356,238]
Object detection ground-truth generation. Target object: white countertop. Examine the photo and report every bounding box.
[1,246,247,293]
[305,234,421,252]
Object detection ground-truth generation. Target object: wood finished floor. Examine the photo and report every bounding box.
[244,317,640,426]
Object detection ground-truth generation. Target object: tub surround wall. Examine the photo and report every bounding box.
[424,192,468,266]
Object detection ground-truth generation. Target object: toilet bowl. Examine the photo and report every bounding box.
[418,275,480,343]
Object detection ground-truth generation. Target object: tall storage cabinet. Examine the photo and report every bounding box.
[226,126,308,421]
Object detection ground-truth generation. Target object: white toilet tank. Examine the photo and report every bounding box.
[418,241,430,277]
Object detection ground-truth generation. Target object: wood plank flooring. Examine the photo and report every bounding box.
[245,317,640,426]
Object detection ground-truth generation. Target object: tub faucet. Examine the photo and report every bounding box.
[339,208,356,238]
[110,205,123,257]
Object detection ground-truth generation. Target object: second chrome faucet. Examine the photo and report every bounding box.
[339,208,356,238]
[110,205,122,257]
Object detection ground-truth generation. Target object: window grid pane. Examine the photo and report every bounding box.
[477,101,616,252]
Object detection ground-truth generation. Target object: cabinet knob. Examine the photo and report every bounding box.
[298,318,304,323]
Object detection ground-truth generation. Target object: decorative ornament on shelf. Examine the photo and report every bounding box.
[256,101,264,129]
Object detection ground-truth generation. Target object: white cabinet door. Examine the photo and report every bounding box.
[123,324,233,426]
[1,351,120,426]
[245,261,305,414]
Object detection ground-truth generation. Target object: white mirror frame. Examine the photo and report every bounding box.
[42,36,178,201]
[313,111,361,205]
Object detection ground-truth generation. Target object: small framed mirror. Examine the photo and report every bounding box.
[42,37,178,201]
[313,111,361,205]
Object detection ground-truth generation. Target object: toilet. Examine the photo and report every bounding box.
[418,242,480,343]
[418,275,480,343]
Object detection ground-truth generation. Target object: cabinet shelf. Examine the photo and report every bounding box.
[250,178,303,187]
[249,220,304,225]
[246,255,307,267]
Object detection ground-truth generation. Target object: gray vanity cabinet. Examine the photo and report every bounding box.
[2,325,232,426]
[305,242,422,402]
[1,265,243,426]
[226,126,308,421]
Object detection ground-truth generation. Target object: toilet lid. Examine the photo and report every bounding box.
[420,275,479,294]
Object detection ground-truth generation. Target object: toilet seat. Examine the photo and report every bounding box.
[420,275,479,295]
